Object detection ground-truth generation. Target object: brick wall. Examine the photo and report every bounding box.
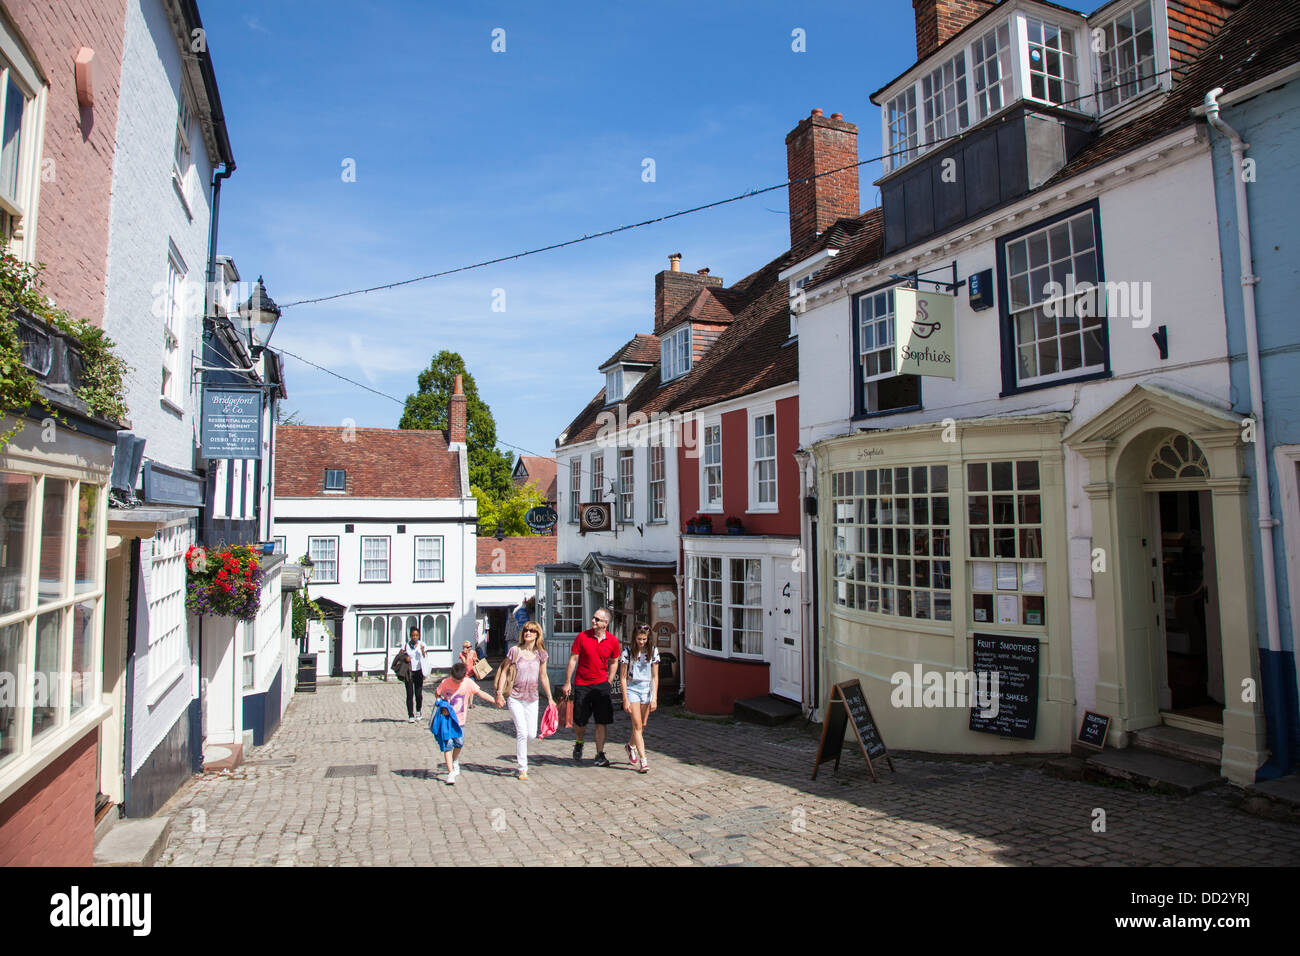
[6,0,127,326]
[913,0,997,60]
[654,267,722,335]
[0,728,97,866]
[785,109,859,252]
[1167,0,1236,85]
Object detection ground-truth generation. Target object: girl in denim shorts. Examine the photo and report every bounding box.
[619,624,660,773]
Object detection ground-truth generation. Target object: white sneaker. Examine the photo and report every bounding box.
[408,716,416,723]
[446,768,459,785]
[452,759,460,773]
[415,710,422,721]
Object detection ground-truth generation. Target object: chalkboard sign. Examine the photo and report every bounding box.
[968,634,1040,740]
[812,679,894,781]
[1077,710,1110,749]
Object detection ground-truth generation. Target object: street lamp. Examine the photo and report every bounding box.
[239,276,282,357]
[300,553,314,585]
[298,554,315,655]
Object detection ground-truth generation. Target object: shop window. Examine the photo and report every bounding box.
[1000,204,1107,391]
[854,288,921,416]
[967,460,1046,628]
[831,465,952,621]
[729,559,762,656]
[687,556,723,653]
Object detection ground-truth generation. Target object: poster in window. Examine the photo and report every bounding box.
[996,562,1019,590]
[1021,562,1045,594]
[996,593,1017,624]
[973,561,994,591]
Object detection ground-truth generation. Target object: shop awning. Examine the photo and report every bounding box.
[587,552,677,584]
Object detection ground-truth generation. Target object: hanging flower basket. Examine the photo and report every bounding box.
[185,544,264,621]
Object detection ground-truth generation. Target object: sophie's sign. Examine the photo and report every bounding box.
[201,387,263,459]
[894,288,956,379]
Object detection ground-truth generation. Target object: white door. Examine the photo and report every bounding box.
[770,559,801,700]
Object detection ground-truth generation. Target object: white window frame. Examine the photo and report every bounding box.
[0,473,108,790]
[307,536,338,584]
[971,21,1014,122]
[920,48,970,154]
[661,325,691,382]
[324,469,345,492]
[884,86,918,173]
[748,407,778,512]
[0,26,46,262]
[551,576,583,635]
[161,245,188,410]
[414,535,443,582]
[1003,207,1107,388]
[699,419,722,513]
[144,523,189,703]
[965,459,1047,631]
[1092,0,1163,114]
[1023,15,1080,107]
[590,452,605,505]
[617,448,634,524]
[568,456,581,523]
[686,553,766,662]
[605,367,624,403]
[648,443,666,523]
[360,535,390,583]
[686,555,723,654]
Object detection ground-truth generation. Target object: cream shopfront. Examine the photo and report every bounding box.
[815,414,1076,754]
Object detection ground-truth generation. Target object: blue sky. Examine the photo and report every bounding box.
[202,1,949,459]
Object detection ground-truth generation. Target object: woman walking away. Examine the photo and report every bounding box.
[619,624,659,773]
[495,621,554,780]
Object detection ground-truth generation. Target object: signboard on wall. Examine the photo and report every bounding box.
[201,386,263,459]
[894,288,956,379]
[968,634,1040,740]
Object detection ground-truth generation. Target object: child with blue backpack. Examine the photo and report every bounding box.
[430,661,498,784]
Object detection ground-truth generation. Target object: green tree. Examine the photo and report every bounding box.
[473,483,544,537]
[399,351,514,499]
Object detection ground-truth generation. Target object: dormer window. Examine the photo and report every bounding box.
[605,367,624,403]
[1025,16,1079,106]
[1095,1,1157,112]
[661,325,691,382]
[971,22,1013,121]
[325,469,345,491]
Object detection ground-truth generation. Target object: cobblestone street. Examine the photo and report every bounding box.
[155,680,1300,866]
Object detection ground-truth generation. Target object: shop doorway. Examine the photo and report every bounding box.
[486,606,510,658]
[1154,489,1224,722]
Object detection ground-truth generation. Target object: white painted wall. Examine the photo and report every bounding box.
[102,0,213,473]
[797,133,1230,731]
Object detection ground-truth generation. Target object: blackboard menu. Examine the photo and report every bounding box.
[1078,710,1110,749]
[968,634,1040,740]
[839,680,886,760]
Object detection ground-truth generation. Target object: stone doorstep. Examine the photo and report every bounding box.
[202,742,244,773]
[733,696,803,726]
[1130,724,1222,768]
[93,817,173,867]
[1084,748,1224,794]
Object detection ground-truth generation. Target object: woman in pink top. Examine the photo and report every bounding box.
[495,621,554,780]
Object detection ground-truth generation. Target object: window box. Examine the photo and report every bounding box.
[725,517,745,535]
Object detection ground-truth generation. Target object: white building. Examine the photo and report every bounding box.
[272,399,477,676]
[796,0,1268,781]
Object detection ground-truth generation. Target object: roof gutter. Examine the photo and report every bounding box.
[1203,87,1290,780]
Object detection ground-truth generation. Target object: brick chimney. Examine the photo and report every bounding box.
[913,0,998,60]
[785,109,859,252]
[449,374,467,446]
[654,254,722,335]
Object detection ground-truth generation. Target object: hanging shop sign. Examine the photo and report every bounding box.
[201,386,263,460]
[525,505,558,534]
[580,502,611,533]
[894,288,956,379]
[812,679,895,782]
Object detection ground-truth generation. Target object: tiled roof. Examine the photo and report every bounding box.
[599,334,660,369]
[514,455,557,500]
[662,286,743,331]
[274,425,461,498]
[814,0,1300,291]
[557,212,879,447]
[476,536,557,574]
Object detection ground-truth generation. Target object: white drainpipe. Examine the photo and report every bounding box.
[1203,89,1284,675]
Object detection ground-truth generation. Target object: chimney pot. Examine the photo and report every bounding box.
[449,374,467,445]
[831,112,843,120]
[696,268,710,276]
[669,253,681,272]
[810,108,823,116]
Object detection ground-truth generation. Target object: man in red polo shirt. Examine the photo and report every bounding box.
[561,608,620,766]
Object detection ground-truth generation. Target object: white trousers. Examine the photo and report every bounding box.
[507,696,539,771]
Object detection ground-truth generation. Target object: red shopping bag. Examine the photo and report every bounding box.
[559,698,574,730]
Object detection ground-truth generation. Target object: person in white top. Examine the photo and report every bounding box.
[404,626,428,723]
[619,623,659,773]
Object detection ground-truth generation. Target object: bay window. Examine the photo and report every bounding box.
[967,460,1046,628]
[885,87,918,169]
[687,555,765,660]
[921,50,969,150]
[1095,1,1157,111]
[687,556,723,653]
[1025,16,1079,106]
[971,22,1013,120]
